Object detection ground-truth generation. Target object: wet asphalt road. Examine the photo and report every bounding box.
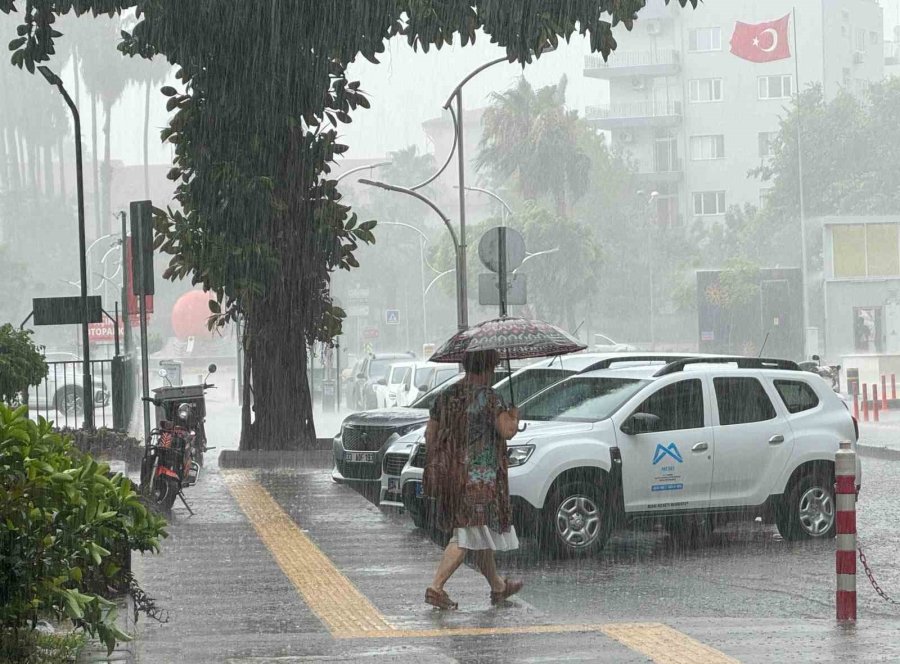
[129,401,900,663]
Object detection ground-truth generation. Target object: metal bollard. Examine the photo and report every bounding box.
[873,385,880,422]
[835,440,857,621]
[852,383,859,422]
[862,383,869,422]
[882,376,888,411]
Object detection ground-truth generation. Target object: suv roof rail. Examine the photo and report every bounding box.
[652,356,800,377]
[578,354,694,374]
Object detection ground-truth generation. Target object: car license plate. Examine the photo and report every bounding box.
[387,477,399,493]
[413,481,424,498]
[345,451,375,463]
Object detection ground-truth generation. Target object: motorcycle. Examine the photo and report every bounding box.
[140,364,217,511]
[799,355,841,392]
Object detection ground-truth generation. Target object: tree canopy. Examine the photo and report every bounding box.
[4,0,697,448]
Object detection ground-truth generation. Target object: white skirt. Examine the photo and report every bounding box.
[450,525,519,551]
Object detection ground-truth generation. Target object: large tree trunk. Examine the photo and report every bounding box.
[239,288,317,451]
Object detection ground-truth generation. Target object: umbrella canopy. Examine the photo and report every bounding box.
[429,316,586,364]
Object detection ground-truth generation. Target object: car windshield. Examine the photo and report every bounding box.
[410,367,514,410]
[388,366,409,385]
[414,367,434,385]
[494,368,578,406]
[369,359,394,379]
[519,376,650,422]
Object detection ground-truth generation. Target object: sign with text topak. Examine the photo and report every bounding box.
[88,319,125,344]
[32,296,103,326]
[478,273,527,306]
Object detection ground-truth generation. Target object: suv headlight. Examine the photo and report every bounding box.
[507,444,535,467]
[177,403,192,421]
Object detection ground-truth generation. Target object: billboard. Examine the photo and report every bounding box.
[697,267,803,360]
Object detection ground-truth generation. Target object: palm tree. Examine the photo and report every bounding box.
[477,76,591,218]
[140,57,172,199]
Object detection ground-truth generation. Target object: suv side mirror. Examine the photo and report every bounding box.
[377,378,387,386]
[620,412,662,436]
[418,384,430,393]
[357,373,366,380]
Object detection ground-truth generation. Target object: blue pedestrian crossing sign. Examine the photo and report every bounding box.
[385,309,400,325]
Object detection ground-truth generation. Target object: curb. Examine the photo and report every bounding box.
[857,444,900,461]
[218,442,333,469]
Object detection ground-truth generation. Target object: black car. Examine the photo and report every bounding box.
[352,352,416,410]
[332,356,612,492]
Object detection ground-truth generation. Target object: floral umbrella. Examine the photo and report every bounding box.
[429,316,586,406]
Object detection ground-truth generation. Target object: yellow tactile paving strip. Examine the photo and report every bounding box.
[601,623,741,664]
[222,471,741,661]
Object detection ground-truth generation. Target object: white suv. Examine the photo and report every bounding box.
[388,357,861,557]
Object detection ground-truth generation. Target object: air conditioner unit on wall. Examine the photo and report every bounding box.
[647,20,662,36]
[620,130,635,144]
[631,76,646,91]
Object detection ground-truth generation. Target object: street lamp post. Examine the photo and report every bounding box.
[39,65,93,429]
[358,178,466,331]
[638,190,660,350]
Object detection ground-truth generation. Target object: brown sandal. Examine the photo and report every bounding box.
[425,587,458,610]
[490,577,524,605]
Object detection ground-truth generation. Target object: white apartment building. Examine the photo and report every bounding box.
[584,0,885,226]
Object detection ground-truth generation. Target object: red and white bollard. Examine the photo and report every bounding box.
[862,383,869,422]
[836,440,857,621]
[873,385,880,422]
[881,375,888,411]
[892,373,897,401]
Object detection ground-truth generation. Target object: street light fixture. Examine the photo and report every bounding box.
[39,65,93,429]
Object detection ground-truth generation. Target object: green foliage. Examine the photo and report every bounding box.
[755,80,900,217]
[0,405,168,654]
[0,324,47,405]
[0,628,86,663]
[478,76,591,217]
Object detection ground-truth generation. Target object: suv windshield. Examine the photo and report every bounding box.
[520,376,649,422]
[369,359,395,379]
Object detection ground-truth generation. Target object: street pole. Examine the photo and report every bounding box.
[793,7,811,358]
[498,227,508,318]
[455,92,469,329]
[39,66,93,429]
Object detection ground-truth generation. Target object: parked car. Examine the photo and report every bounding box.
[29,351,111,415]
[336,353,630,491]
[393,356,861,558]
[343,359,364,409]
[592,334,637,353]
[353,352,416,410]
[375,361,416,409]
[377,353,700,508]
[397,362,460,407]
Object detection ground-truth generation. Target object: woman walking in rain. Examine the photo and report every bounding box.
[423,349,523,610]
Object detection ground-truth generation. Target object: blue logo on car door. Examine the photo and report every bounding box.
[652,443,683,465]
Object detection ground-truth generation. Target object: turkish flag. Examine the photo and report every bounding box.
[730,14,791,63]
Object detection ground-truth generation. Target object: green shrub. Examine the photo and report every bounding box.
[63,428,145,468]
[0,325,47,406]
[0,405,168,655]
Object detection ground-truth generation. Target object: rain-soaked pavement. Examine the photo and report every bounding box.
[128,400,900,663]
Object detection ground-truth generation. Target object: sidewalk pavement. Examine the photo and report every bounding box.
[857,409,900,459]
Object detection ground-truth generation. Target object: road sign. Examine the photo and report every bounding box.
[478,226,526,273]
[347,305,369,317]
[364,342,374,355]
[478,273,527,306]
[33,296,103,326]
[348,287,370,302]
[129,200,155,295]
[363,327,380,340]
[385,309,400,325]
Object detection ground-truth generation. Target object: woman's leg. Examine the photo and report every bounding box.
[430,542,467,592]
[472,550,506,593]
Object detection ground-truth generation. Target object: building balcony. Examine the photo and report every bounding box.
[636,159,684,184]
[585,101,682,129]
[584,50,681,79]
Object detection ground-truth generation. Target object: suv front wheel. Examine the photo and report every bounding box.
[542,481,612,558]
[776,472,836,541]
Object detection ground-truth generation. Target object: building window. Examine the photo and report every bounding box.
[689,27,722,52]
[693,191,726,216]
[758,75,793,99]
[832,223,900,278]
[690,135,725,160]
[689,78,723,102]
[758,132,777,158]
[855,28,867,52]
